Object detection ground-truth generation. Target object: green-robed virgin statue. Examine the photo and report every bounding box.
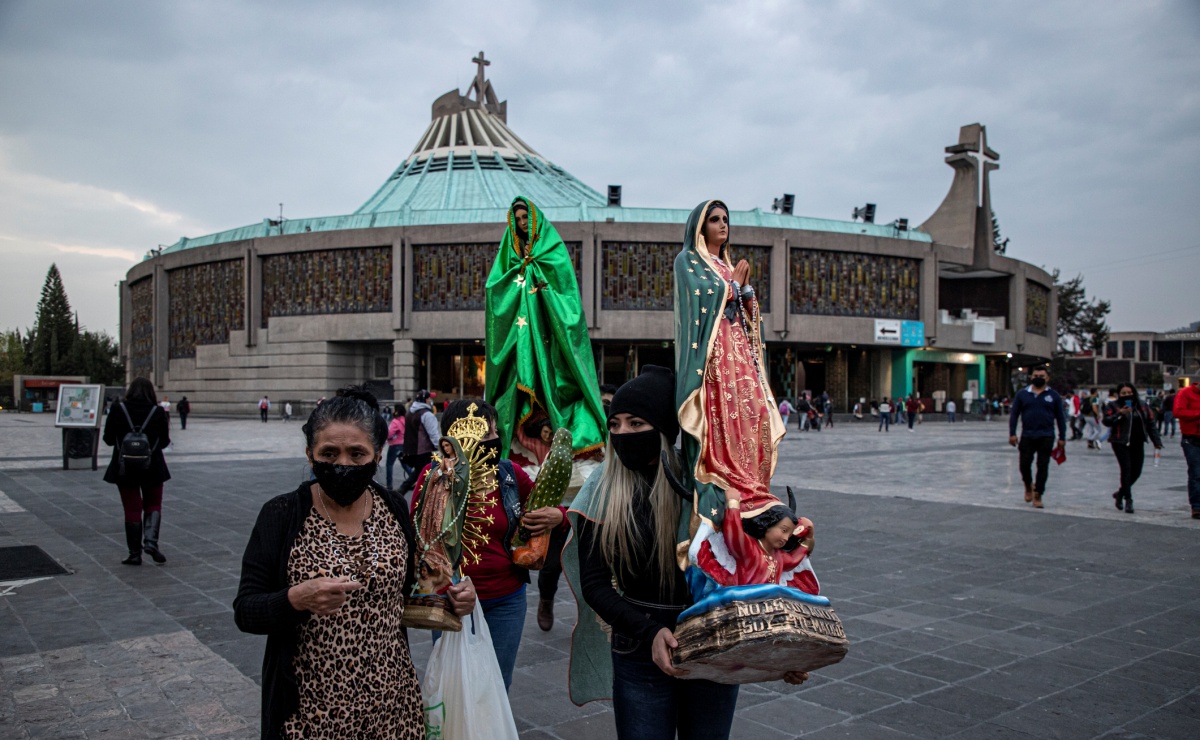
[485,197,606,473]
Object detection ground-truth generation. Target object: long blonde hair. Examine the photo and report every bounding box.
[594,434,683,596]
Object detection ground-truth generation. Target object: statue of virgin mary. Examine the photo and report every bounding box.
[674,199,806,598]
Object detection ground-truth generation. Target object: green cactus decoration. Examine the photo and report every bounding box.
[513,427,573,546]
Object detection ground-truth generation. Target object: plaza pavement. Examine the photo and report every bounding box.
[0,411,1198,738]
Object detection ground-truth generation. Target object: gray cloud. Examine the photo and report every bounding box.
[1,0,1197,335]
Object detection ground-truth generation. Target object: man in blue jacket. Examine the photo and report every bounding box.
[1008,367,1067,509]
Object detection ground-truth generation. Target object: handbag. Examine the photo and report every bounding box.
[421,579,519,740]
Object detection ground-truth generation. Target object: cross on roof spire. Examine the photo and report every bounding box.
[471,51,490,104]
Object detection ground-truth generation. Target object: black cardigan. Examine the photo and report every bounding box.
[101,401,171,486]
[233,481,418,740]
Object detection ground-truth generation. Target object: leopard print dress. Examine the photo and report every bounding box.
[285,489,424,739]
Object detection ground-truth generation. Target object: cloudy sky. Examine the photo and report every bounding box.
[1,0,1197,337]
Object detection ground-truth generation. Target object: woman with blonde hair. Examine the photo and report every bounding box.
[563,366,740,739]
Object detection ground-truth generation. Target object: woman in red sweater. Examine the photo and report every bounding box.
[410,399,568,690]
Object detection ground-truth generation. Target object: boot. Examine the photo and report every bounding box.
[1124,495,1134,514]
[1024,484,1034,503]
[537,598,555,632]
[122,522,142,565]
[1032,492,1044,509]
[1113,491,1123,510]
[142,511,167,563]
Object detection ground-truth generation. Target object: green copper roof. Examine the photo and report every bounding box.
[158,205,930,255]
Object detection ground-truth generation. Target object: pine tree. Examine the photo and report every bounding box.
[28,264,77,375]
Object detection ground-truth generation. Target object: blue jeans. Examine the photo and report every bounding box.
[1183,437,1200,513]
[879,413,889,431]
[435,584,527,691]
[611,637,739,740]
[947,411,956,423]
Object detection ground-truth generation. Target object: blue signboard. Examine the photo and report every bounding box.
[901,320,925,347]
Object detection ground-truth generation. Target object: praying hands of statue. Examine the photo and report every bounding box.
[732,259,750,287]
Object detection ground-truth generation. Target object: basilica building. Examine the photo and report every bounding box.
[120,54,1055,415]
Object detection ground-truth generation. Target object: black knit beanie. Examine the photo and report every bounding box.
[608,365,679,444]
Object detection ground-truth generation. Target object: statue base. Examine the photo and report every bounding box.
[672,596,848,684]
[401,594,462,632]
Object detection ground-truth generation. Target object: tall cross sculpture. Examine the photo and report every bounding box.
[470,51,490,105]
[963,126,999,208]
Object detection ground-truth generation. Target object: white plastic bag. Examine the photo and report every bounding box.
[421,585,519,740]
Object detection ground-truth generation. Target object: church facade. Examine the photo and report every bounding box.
[120,55,1055,416]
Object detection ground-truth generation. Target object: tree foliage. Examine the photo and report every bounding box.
[1053,269,1110,356]
[28,264,77,376]
[3,265,125,395]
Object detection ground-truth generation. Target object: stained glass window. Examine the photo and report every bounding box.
[790,248,920,319]
[262,247,391,326]
[413,242,581,312]
[1026,281,1050,337]
[168,259,244,359]
[129,278,154,380]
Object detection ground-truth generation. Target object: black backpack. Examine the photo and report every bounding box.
[118,403,157,476]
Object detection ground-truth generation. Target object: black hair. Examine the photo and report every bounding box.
[1115,383,1141,405]
[302,385,387,453]
[743,504,799,548]
[394,402,407,417]
[440,398,497,437]
[522,415,551,439]
[599,384,618,396]
[125,377,158,406]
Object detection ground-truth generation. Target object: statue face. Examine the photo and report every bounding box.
[765,517,795,551]
[539,425,553,444]
[514,207,529,233]
[441,440,455,457]
[702,207,728,252]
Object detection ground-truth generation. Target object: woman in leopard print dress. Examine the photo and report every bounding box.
[235,387,477,739]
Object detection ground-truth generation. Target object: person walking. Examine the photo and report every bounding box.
[397,390,440,498]
[258,395,270,423]
[1008,367,1067,509]
[102,377,171,565]
[1173,383,1200,519]
[777,398,793,428]
[562,366,805,737]
[282,401,292,422]
[1081,389,1101,448]
[1102,383,1164,514]
[1161,389,1177,438]
[384,403,406,490]
[946,399,957,423]
[233,387,476,738]
[823,393,834,428]
[796,395,811,432]
[878,397,892,432]
[177,396,190,430]
[906,396,920,431]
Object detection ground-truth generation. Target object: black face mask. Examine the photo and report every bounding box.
[479,437,503,463]
[1032,377,1047,388]
[611,429,660,471]
[312,460,377,507]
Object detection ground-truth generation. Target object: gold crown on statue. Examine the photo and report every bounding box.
[447,403,489,443]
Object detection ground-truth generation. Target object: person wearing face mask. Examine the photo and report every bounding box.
[562,366,802,739]
[233,386,477,739]
[1102,383,1163,514]
[409,398,569,691]
[1009,367,1067,509]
